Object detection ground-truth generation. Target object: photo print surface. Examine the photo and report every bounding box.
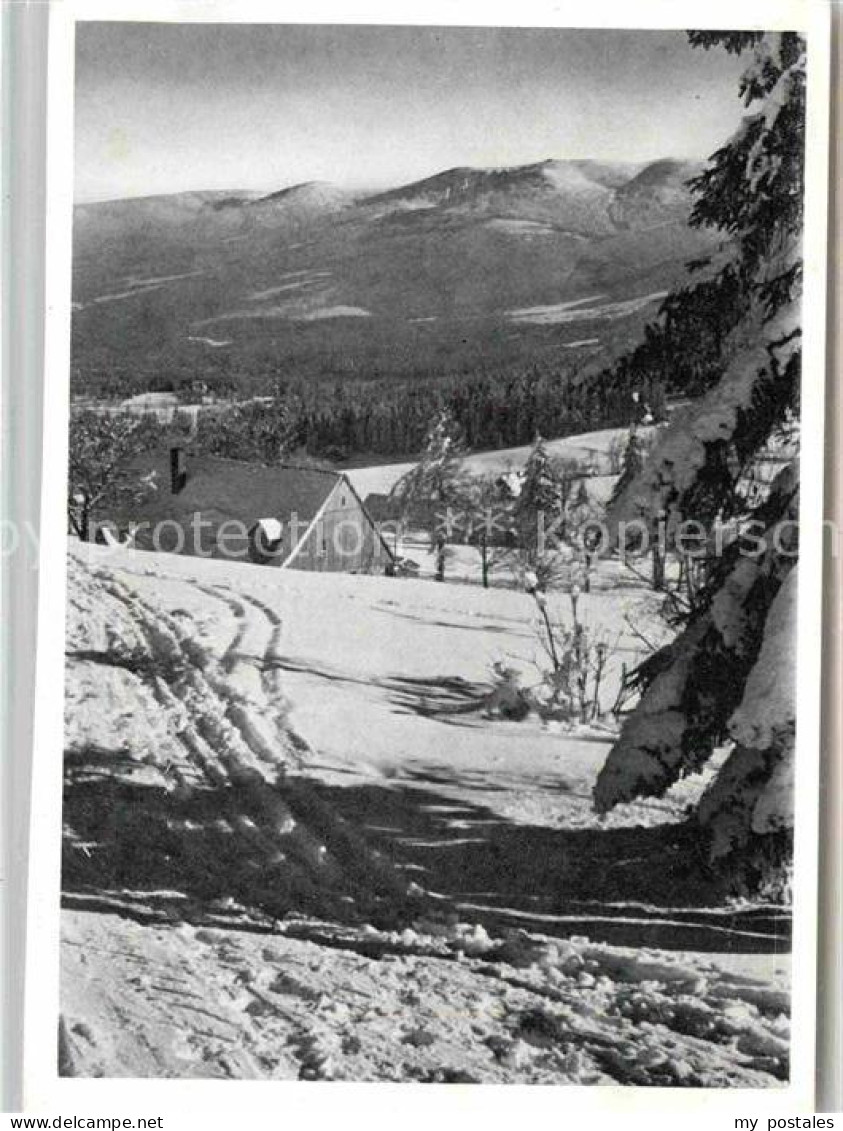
[55,17,814,1087]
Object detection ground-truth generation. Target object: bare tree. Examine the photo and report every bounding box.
[68,412,158,541]
[462,475,513,588]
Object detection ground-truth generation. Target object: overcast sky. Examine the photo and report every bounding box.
[74,23,747,202]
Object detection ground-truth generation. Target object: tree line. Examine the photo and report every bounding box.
[182,366,668,465]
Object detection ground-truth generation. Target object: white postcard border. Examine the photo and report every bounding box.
[22,0,831,1119]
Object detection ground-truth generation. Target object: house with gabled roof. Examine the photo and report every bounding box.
[102,447,395,574]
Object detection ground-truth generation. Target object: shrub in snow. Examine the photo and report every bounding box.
[489,585,619,727]
[529,587,615,725]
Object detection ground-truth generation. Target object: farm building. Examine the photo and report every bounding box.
[98,448,395,573]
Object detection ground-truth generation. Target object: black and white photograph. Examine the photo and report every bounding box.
[24,3,830,1101]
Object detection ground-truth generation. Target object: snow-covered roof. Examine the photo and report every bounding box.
[121,451,345,529]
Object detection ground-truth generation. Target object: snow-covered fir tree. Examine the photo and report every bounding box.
[390,410,469,581]
[594,31,805,891]
[513,435,567,586]
[609,425,647,507]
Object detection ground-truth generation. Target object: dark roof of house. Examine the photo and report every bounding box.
[362,492,400,522]
[114,451,344,529]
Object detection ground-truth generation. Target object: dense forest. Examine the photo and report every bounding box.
[187,363,669,465]
[72,327,685,465]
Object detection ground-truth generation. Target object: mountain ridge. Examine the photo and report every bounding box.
[70,155,721,398]
[73,156,701,214]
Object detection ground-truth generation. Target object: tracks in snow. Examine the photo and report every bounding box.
[60,908,790,1085]
[63,556,414,927]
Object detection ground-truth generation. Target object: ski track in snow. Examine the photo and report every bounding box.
[61,542,792,1085]
[60,908,791,1085]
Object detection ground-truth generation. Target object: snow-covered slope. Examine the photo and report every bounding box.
[346,423,658,499]
[61,542,792,1083]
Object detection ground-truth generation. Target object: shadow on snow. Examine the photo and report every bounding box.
[61,748,790,955]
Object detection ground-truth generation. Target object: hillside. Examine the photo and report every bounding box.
[61,541,791,1082]
[71,158,720,398]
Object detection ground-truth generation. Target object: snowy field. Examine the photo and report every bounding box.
[344,425,659,499]
[60,540,791,1084]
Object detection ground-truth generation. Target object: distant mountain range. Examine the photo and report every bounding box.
[71,158,721,396]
